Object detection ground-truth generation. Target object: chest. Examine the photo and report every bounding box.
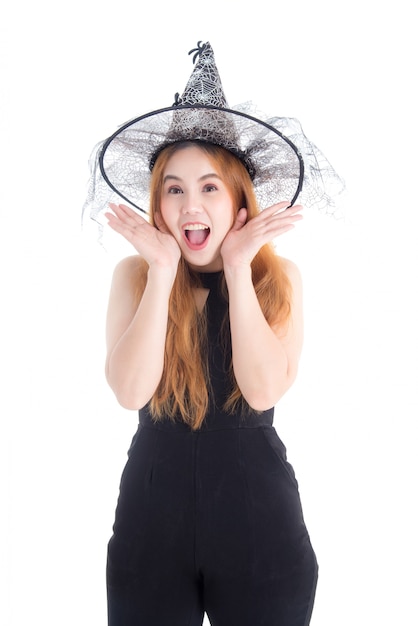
[193,288,210,314]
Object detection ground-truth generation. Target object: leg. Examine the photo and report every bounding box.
[107,426,205,626]
[204,535,318,626]
[199,427,318,626]
[107,555,205,626]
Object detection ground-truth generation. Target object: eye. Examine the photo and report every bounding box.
[203,184,218,192]
[167,186,183,194]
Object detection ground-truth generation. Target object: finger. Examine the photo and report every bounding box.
[259,205,303,229]
[247,207,301,236]
[105,212,137,237]
[267,214,303,238]
[273,209,303,224]
[262,202,304,219]
[109,203,146,227]
[105,208,150,243]
[249,202,293,227]
[109,202,138,216]
[105,217,137,240]
[260,201,292,217]
[105,211,128,229]
[249,209,303,240]
[264,213,303,236]
[280,203,303,216]
[107,203,133,223]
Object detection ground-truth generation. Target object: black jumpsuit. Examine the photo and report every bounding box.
[107,271,318,626]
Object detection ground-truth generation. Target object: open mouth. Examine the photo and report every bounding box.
[183,224,210,248]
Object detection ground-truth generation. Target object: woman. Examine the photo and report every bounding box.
[84,41,343,626]
[104,141,314,626]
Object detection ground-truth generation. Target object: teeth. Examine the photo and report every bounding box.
[184,224,209,231]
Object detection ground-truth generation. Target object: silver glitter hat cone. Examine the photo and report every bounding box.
[163,42,240,151]
[83,41,344,224]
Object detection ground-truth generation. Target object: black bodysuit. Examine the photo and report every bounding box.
[106,271,318,626]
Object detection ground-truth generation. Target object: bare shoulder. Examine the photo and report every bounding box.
[279,256,302,283]
[110,255,147,295]
[112,254,145,282]
[106,255,147,355]
[108,255,148,314]
[279,256,303,300]
[274,256,304,360]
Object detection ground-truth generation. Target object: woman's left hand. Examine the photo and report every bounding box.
[220,201,303,269]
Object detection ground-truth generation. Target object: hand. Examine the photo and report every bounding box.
[220,201,303,269]
[105,204,181,269]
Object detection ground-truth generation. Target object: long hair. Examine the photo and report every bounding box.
[134,141,292,429]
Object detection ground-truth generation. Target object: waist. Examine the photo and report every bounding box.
[138,404,274,432]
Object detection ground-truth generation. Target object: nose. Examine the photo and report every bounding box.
[181,192,203,215]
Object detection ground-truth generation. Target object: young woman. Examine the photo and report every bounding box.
[84,41,343,626]
[103,141,315,625]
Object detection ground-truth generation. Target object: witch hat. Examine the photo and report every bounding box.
[83,41,344,223]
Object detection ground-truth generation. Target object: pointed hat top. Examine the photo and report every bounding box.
[175,41,229,108]
[164,42,240,161]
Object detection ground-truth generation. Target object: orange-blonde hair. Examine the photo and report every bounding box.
[134,141,292,430]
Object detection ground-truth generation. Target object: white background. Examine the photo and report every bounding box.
[1,1,417,624]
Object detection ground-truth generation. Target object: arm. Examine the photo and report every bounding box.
[104,204,180,409]
[105,258,177,409]
[221,202,304,410]
[224,259,303,410]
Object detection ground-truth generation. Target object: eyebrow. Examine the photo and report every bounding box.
[163,173,222,184]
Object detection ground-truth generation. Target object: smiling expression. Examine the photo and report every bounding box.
[159,145,236,271]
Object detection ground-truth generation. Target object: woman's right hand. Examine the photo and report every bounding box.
[105,203,181,269]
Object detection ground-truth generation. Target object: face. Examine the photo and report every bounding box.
[159,145,236,272]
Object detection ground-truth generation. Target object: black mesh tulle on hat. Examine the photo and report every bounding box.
[83,42,344,226]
